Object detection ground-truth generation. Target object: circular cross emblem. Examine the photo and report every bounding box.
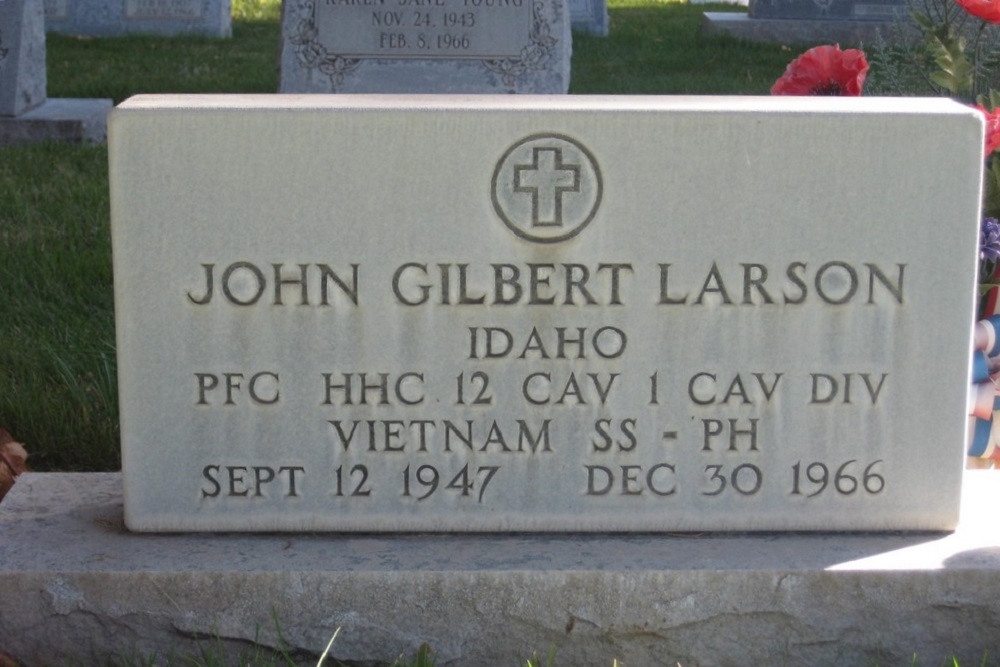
[491,133,603,243]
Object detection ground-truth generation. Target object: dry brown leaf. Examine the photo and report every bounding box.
[0,428,30,503]
[0,648,21,667]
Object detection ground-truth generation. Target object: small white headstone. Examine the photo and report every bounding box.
[278,0,570,93]
[569,0,607,35]
[109,95,981,532]
[0,0,110,145]
[0,0,46,117]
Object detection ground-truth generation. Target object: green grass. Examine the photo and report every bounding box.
[46,25,279,102]
[0,142,117,471]
[1,0,794,472]
[569,2,796,94]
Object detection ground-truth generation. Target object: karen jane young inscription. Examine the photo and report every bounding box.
[304,0,532,59]
[126,0,204,18]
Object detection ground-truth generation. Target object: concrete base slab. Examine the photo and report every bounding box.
[701,11,907,46]
[2,472,1000,666]
[0,98,112,147]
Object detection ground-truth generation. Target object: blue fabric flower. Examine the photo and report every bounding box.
[981,217,1000,262]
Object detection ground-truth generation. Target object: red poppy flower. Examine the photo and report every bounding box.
[770,45,869,96]
[976,104,1000,155]
[955,0,1000,23]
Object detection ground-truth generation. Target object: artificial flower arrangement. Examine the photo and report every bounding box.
[771,43,870,95]
[769,0,1000,463]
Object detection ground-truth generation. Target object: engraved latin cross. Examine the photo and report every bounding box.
[513,147,581,228]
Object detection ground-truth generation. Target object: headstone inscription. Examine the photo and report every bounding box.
[109,94,981,533]
[278,0,570,93]
[43,0,231,38]
[0,0,111,146]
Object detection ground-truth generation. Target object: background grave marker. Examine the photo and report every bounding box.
[278,0,570,93]
[44,0,231,37]
[0,0,111,146]
[569,0,607,35]
[701,0,907,45]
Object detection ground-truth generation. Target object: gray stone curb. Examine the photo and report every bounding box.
[2,472,1000,665]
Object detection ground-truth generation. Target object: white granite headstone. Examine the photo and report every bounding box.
[109,95,982,532]
[43,0,231,37]
[278,0,570,93]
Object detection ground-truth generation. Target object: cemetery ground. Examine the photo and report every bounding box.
[0,2,990,666]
